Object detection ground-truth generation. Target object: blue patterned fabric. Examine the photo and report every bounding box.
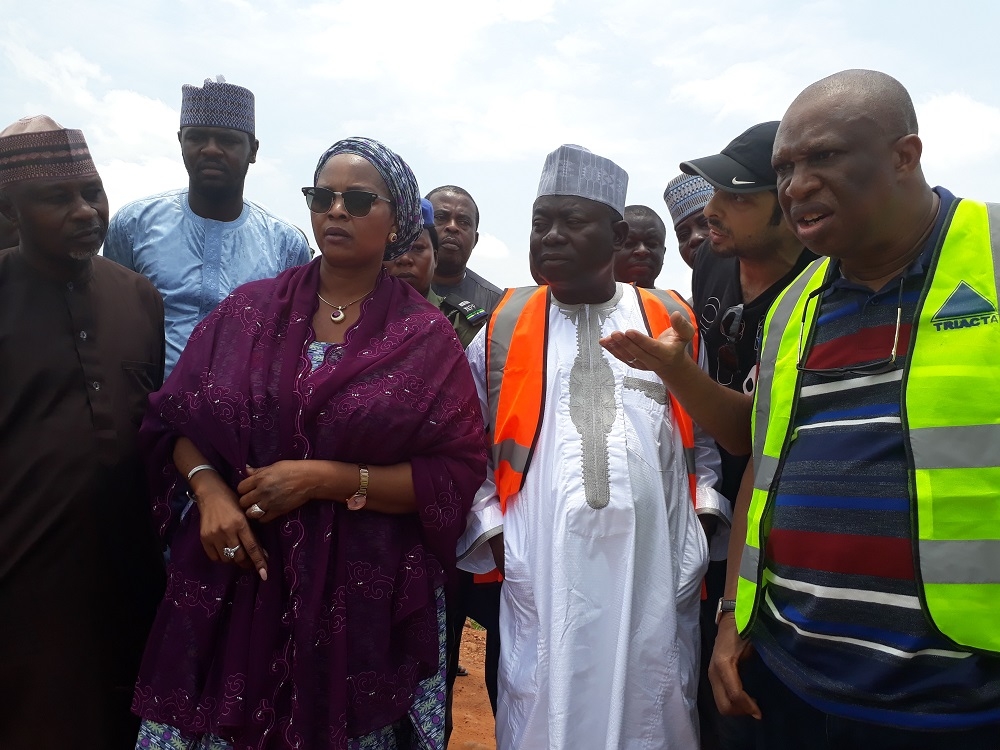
[313,138,422,261]
[348,583,448,749]
[306,340,342,372]
[134,588,448,750]
[180,76,255,136]
[662,173,713,228]
[137,720,232,749]
[421,198,434,227]
[104,189,311,377]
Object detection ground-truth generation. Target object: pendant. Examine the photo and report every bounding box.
[330,308,346,323]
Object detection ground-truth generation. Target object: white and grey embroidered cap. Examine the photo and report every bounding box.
[536,144,629,217]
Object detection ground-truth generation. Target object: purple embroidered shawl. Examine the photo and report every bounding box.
[132,260,486,749]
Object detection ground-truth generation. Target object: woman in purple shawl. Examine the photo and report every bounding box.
[132,138,486,750]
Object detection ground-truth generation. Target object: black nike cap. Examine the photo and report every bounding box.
[679,121,780,194]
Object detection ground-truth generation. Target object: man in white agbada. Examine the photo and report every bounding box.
[458,144,728,749]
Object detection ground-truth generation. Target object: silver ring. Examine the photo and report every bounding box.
[627,358,638,365]
[249,503,265,519]
[222,545,240,560]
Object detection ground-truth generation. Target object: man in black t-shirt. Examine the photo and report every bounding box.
[681,121,814,507]
[680,122,814,750]
[601,121,814,750]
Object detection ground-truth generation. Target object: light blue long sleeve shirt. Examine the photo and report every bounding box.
[104,189,311,377]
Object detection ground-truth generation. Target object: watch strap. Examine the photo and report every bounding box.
[347,464,369,511]
[715,597,737,625]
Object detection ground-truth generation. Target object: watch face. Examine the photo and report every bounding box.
[347,493,367,511]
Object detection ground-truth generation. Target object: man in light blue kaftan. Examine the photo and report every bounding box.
[104,76,309,376]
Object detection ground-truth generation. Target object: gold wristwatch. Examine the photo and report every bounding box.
[347,464,369,510]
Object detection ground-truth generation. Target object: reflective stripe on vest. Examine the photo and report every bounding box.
[486,287,550,512]
[736,255,824,634]
[636,287,702,502]
[487,285,700,512]
[738,199,1000,653]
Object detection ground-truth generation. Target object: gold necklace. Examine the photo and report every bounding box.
[316,289,371,323]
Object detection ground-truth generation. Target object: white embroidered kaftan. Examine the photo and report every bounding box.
[458,284,723,750]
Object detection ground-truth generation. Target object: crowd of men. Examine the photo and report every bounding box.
[1,66,998,750]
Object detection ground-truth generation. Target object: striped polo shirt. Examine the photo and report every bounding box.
[752,189,1000,729]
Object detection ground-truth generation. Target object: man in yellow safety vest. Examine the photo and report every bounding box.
[606,68,1000,749]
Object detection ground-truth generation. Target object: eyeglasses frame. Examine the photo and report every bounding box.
[795,274,905,378]
[301,187,392,218]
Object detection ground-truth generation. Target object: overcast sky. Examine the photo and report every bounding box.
[4,0,999,296]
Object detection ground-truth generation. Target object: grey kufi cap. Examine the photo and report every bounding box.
[180,75,255,136]
[536,144,628,216]
[663,173,714,228]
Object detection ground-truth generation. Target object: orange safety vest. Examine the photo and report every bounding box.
[485,285,701,514]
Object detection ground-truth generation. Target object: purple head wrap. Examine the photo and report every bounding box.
[314,137,422,261]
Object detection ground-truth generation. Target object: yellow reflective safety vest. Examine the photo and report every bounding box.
[486,285,701,513]
[737,198,1000,654]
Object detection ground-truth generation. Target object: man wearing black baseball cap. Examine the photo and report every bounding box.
[681,121,783,193]
[678,121,812,399]
[604,121,813,750]
[684,121,815,750]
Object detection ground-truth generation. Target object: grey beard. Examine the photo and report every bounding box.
[68,246,100,261]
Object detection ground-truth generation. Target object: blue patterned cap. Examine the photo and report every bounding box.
[313,137,422,261]
[662,173,714,228]
[180,76,255,136]
[536,144,628,216]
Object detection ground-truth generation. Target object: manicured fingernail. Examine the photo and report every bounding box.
[259,568,268,581]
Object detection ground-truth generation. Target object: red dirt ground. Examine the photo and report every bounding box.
[448,622,496,750]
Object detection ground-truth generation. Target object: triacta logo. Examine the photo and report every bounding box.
[931,281,999,331]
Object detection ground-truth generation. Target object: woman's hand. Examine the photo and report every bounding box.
[237,461,319,522]
[195,483,268,580]
[237,460,419,517]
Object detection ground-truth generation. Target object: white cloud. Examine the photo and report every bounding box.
[916,92,1000,202]
[89,90,179,158]
[472,231,510,260]
[6,0,1000,286]
[294,0,555,87]
[669,61,798,123]
[98,157,187,212]
[3,42,105,109]
[919,92,1000,167]
[217,0,268,19]
[417,89,604,163]
[554,33,602,58]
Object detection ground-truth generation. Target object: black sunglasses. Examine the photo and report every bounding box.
[301,187,392,217]
[717,303,745,376]
[796,277,904,377]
